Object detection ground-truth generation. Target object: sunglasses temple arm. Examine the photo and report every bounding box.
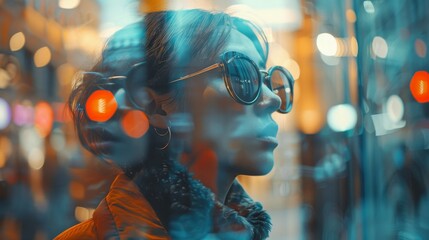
[169,63,221,84]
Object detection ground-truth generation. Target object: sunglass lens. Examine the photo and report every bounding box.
[270,68,293,113]
[226,57,260,104]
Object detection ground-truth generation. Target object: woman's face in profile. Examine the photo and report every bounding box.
[186,28,282,176]
[84,87,149,166]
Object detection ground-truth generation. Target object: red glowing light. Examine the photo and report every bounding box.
[53,102,72,123]
[410,71,429,103]
[34,101,54,137]
[121,110,149,138]
[85,90,117,122]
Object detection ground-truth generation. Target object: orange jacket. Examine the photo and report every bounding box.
[55,174,170,239]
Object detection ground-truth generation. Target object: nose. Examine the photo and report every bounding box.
[255,84,281,115]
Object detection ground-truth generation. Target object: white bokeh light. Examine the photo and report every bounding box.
[386,95,404,123]
[0,98,11,130]
[327,104,357,132]
[372,36,388,58]
[316,33,338,56]
[363,1,375,13]
[28,148,45,170]
[59,0,80,9]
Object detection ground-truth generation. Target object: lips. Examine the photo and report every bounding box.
[256,122,279,148]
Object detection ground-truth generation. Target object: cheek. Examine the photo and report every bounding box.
[203,85,245,113]
[199,86,247,136]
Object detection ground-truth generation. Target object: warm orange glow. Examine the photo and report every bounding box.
[34,101,54,137]
[85,90,117,122]
[9,32,26,51]
[410,71,429,103]
[121,110,149,138]
[52,102,72,122]
[34,47,51,67]
[69,181,85,200]
[346,9,356,23]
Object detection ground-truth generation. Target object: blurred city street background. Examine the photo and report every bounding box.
[1,0,428,239]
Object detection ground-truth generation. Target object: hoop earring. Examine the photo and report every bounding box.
[154,126,171,150]
[154,127,169,136]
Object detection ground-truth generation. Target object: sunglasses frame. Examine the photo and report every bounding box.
[168,51,294,113]
[265,66,294,113]
[84,51,294,116]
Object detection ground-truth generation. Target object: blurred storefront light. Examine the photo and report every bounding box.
[298,105,324,134]
[75,206,95,222]
[34,101,54,138]
[9,32,26,52]
[372,36,388,58]
[350,37,358,57]
[34,47,51,68]
[415,39,427,58]
[316,33,337,56]
[386,95,404,123]
[19,127,43,158]
[363,1,375,13]
[371,113,406,136]
[59,0,81,9]
[410,71,429,103]
[327,104,357,132]
[13,101,34,126]
[28,148,45,170]
[346,9,356,23]
[0,98,11,130]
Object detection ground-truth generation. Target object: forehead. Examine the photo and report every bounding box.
[221,28,266,68]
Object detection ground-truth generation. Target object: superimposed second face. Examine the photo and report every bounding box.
[83,88,150,167]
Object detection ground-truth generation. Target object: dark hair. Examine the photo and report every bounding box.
[68,9,268,163]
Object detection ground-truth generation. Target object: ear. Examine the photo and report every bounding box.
[143,87,172,129]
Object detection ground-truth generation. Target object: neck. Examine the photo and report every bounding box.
[215,168,236,203]
[185,145,237,204]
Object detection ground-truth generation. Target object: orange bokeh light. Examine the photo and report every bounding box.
[121,110,149,138]
[34,101,54,137]
[410,71,429,103]
[85,90,117,122]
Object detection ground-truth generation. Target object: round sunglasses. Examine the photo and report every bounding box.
[126,51,294,113]
[82,51,295,122]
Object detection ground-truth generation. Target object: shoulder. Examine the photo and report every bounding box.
[54,219,96,240]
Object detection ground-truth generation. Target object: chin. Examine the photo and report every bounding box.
[233,151,275,176]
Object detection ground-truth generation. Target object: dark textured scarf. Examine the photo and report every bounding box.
[135,159,272,239]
